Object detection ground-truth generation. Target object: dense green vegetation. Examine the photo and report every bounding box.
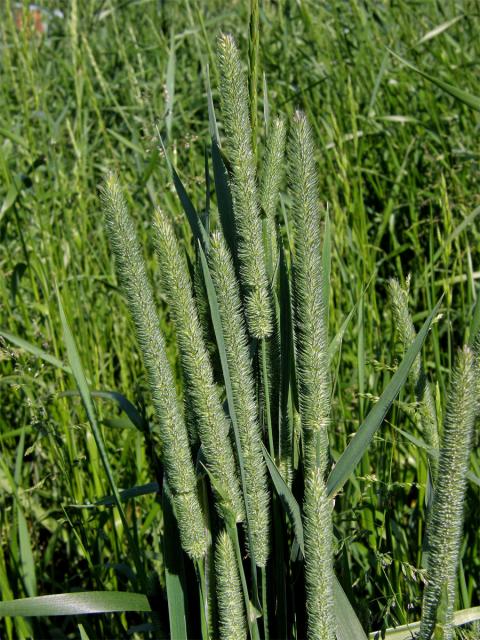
[1,1,479,639]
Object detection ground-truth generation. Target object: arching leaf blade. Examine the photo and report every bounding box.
[327,299,441,497]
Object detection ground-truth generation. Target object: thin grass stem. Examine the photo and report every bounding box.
[196,558,210,640]
[261,566,269,640]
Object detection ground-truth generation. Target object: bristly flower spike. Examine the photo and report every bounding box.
[303,468,336,640]
[217,33,272,339]
[101,174,207,559]
[419,347,477,640]
[289,110,330,476]
[208,231,270,567]
[153,207,244,524]
[215,531,247,640]
[288,111,335,639]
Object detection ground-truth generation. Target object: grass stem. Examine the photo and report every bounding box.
[196,558,210,640]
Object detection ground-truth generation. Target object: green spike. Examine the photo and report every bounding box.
[288,110,330,476]
[419,347,477,639]
[217,33,272,339]
[153,208,244,524]
[303,468,336,640]
[389,278,439,479]
[101,175,207,559]
[208,231,270,567]
[261,116,286,274]
[288,112,336,639]
[215,531,247,640]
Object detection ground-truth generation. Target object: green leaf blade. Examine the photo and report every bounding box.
[0,592,151,617]
[327,299,441,497]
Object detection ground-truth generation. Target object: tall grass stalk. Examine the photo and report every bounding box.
[248,0,260,160]
[289,111,335,638]
[289,111,331,475]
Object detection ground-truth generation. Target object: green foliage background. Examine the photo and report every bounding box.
[0,0,479,638]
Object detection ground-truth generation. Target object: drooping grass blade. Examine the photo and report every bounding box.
[388,50,480,112]
[57,289,147,589]
[326,298,441,497]
[369,606,480,639]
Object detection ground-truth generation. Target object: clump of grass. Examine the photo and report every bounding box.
[1,6,479,640]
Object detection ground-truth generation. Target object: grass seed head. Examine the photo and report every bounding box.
[217,33,273,339]
[209,231,271,567]
[153,208,245,524]
[419,346,477,638]
[101,175,207,559]
[215,530,247,640]
[288,111,330,475]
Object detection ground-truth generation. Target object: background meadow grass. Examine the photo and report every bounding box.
[0,0,479,638]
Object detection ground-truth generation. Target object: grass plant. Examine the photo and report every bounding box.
[0,2,479,639]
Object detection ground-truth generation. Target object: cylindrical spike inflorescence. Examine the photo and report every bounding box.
[288,112,336,639]
[153,208,244,524]
[101,175,207,559]
[288,110,330,476]
[217,33,272,339]
[303,468,336,640]
[389,278,439,479]
[215,531,247,640]
[419,347,477,640]
[208,231,270,567]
